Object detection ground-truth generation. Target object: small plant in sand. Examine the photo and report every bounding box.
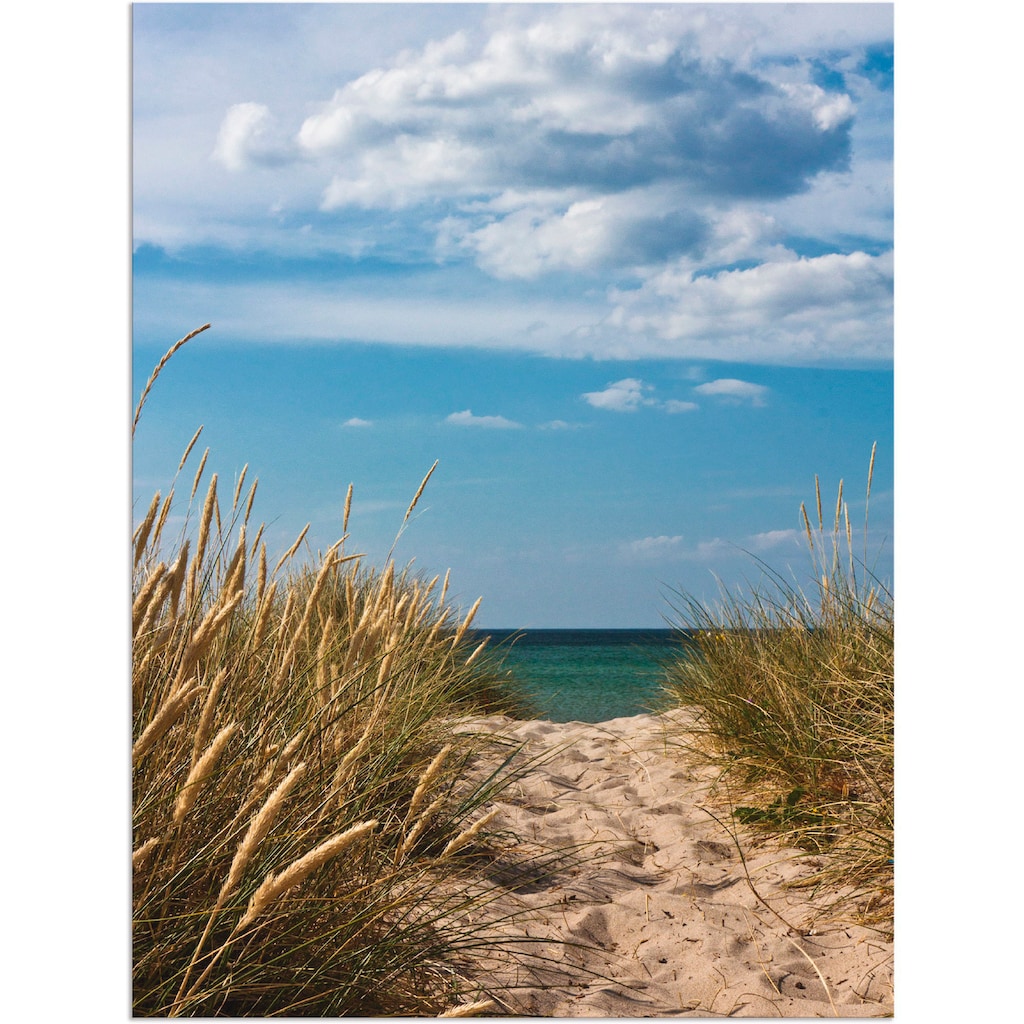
[132,328,532,1015]
[662,446,893,932]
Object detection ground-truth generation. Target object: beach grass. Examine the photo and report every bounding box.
[132,334,534,1016]
[660,447,893,932]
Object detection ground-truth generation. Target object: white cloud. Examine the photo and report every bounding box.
[582,378,655,412]
[693,379,770,406]
[212,102,295,171]
[624,535,686,560]
[606,250,893,362]
[135,4,893,367]
[664,399,699,414]
[342,417,372,428]
[747,528,803,552]
[274,5,867,266]
[582,380,701,414]
[445,409,521,429]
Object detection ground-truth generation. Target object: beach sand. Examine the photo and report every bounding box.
[450,711,894,1018]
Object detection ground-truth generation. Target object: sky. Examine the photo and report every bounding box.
[131,2,895,628]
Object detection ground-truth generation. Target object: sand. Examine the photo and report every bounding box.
[449,711,894,1018]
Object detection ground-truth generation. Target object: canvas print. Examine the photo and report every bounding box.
[132,3,893,1016]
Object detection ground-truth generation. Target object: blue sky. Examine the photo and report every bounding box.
[132,2,894,627]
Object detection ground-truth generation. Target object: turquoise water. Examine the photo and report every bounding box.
[475,629,690,723]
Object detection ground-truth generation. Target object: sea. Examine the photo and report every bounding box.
[472,628,691,724]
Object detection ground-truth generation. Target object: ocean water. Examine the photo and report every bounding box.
[474,628,689,723]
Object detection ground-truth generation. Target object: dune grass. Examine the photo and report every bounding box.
[132,331,536,1016]
[661,447,893,932]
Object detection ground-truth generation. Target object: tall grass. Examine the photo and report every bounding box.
[133,330,532,1015]
[661,447,893,932]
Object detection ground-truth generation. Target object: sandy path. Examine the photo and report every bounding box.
[451,712,893,1018]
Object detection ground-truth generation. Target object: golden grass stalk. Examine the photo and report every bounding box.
[438,999,497,1017]
[232,463,249,512]
[132,323,211,436]
[315,614,336,706]
[404,460,438,525]
[403,744,453,830]
[438,808,501,861]
[134,492,162,568]
[243,478,259,525]
[190,447,210,502]
[237,820,379,931]
[167,540,190,622]
[133,682,205,761]
[173,723,238,827]
[451,596,483,649]
[274,523,310,575]
[334,700,381,778]
[194,473,219,572]
[251,579,278,650]
[395,795,446,863]
[133,562,168,637]
[343,482,353,533]
[231,732,308,829]
[133,837,160,873]
[271,544,349,690]
[465,638,488,667]
[255,542,268,604]
[153,491,175,552]
[220,762,307,902]
[171,590,244,693]
[225,526,248,597]
[178,424,204,472]
[190,668,228,768]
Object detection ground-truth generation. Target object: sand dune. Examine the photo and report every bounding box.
[451,712,893,1018]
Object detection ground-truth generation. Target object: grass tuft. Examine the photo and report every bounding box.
[133,329,536,1016]
[661,446,893,933]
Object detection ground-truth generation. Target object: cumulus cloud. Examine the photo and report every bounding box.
[693,379,771,406]
[273,4,861,282]
[582,378,655,412]
[445,409,521,429]
[295,9,852,211]
[213,102,295,171]
[342,417,373,428]
[144,4,893,366]
[583,379,700,414]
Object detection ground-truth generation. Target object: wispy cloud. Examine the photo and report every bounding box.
[445,409,522,429]
[664,399,699,414]
[748,529,803,552]
[622,527,802,564]
[342,417,373,428]
[539,419,583,431]
[624,535,686,560]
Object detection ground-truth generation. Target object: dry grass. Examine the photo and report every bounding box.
[133,331,537,1016]
[661,447,893,934]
